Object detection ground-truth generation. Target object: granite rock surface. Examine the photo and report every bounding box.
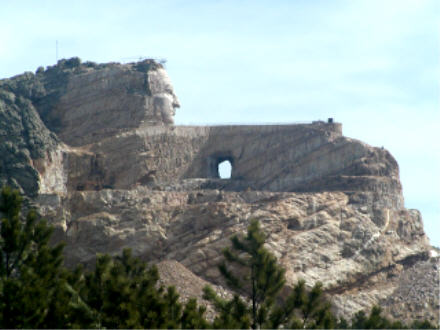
[0,58,437,324]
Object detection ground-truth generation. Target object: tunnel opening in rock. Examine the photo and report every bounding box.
[207,154,234,179]
[218,159,232,179]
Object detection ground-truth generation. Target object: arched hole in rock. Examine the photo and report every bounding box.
[218,160,232,179]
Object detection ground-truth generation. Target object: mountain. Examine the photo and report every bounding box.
[0,58,437,324]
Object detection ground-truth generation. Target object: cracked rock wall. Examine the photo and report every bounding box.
[0,58,437,324]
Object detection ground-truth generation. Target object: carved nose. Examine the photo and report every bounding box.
[173,97,180,108]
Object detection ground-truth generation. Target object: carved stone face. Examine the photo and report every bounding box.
[149,68,180,124]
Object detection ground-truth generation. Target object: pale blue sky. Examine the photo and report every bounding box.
[1,0,439,246]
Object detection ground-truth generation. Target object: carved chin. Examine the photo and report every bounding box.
[164,118,174,125]
[162,113,174,125]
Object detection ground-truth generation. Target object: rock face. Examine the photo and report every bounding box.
[0,58,437,324]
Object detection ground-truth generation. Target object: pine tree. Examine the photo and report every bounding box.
[216,219,286,328]
[351,305,438,329]
[180,298,210,329]
[204,219,336,329]
[0,186,211,328]
[2,186,434,329]
[268,279,335,329]
[0,186,70,328]
[203,286,251,329]
[73,248,211,329]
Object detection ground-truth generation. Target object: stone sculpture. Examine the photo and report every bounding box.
[150,68,180,124]
[0,58,437,324]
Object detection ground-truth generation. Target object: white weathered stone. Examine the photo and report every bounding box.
[0,58,435,324]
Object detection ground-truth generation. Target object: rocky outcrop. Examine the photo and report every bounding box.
[0,76,58,196]
[42,187,431,321]
[0,58,437,324]
[0,59,403,203]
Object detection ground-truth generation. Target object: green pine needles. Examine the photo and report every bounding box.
[203,219,335,329]
[68,249,208,329]
[203,220,438,329]
[0,187,208,329]
[0,186,66,328]
[0,187,437,329]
